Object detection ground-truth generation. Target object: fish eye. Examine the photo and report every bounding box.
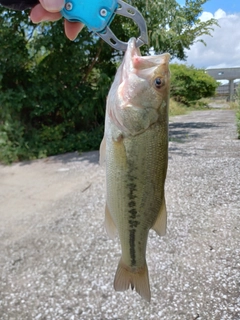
[154,77,163,89]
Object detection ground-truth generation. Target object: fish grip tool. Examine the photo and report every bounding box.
[0,0,148,51]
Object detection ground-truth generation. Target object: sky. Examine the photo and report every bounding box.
[175,0,240,70]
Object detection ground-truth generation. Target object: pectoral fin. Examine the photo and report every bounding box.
[152,196,167,236]
[104,203,117,239]
[99,136,106,166]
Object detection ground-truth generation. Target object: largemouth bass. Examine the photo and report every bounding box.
[100,38,170,302]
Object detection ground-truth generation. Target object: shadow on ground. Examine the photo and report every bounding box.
[19,151,100,167]
[169,121,219,142]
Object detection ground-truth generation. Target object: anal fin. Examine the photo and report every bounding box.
[152,196,167,236]
[104,203,117,239]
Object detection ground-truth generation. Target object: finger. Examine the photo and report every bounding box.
[64,20,85,40]
[30,4,62,23]
[39,0,65,12]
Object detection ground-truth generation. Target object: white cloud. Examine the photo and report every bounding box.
[214,9,226,19]
[174,9,240,70]
[199,11,214,22]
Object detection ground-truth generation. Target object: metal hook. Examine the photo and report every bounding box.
[97,0,148,51]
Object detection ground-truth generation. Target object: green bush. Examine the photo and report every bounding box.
[0,9,111,164]
[0,121,104,163]
[170,64,218,105]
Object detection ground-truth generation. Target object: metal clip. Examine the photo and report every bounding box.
[97,0,148,51]
[61,0,148,51]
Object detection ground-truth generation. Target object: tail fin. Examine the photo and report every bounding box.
[113,258,151,302]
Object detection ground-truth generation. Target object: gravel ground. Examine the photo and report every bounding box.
[0,109,239,320]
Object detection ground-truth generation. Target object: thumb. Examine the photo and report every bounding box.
[39,0,65,12]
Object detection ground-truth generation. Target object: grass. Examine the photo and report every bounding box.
[169,97,239,118]
[169,98,211,117]
[229,100,239,110]
[235,89,240,138]
[169,99,189,116]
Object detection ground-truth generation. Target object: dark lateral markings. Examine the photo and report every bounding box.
[128,200,135,207]
[127,178,140,266]
[129,228,136,266]
[126,161,141,267]
[129,219,140,229]
[127,182,137,200]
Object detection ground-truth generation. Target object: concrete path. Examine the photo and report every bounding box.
[0,109,239,319]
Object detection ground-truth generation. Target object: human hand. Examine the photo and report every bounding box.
[30,0,84,40]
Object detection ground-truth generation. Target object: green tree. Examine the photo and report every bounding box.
[0,0,217,163]
[128,0,217,59]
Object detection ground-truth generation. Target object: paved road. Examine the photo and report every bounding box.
[0,109,239,319]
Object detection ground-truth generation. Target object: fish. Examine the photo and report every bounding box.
[100,37,170,302]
